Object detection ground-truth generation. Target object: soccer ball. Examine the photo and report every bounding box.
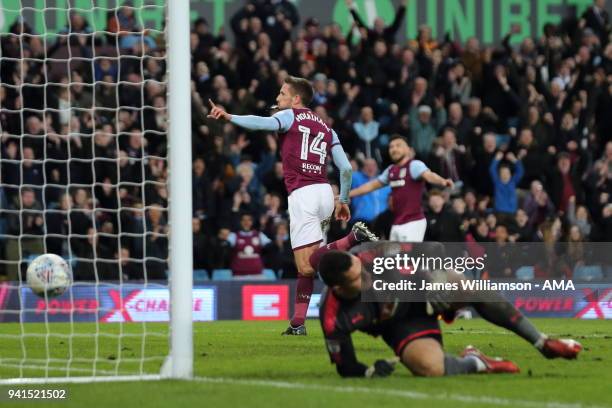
[26,254,72,298]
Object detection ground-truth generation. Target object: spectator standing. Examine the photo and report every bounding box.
[350,158,390,224]
[489,151,524,216]
[409,99,447,159]
[5,188,44,280]
[262,221,296,277]
[581,0,610,46]
[229,213,271,276]
[353,106,380,159]
[424,190,464,242]
[345,0,406,48]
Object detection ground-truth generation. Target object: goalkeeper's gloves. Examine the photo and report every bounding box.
[425,269,454,315]
[426,292,452,315]
[364,357,399,378]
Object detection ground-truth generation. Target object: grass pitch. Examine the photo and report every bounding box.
[0,319,610,408]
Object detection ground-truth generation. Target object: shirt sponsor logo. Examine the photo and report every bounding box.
[238,245,258,258]
[302,162,323,173]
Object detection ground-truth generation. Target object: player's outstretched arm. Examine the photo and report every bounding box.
[207,99,233,121]
[421,170,454,188]
[349,179,384,198]
[208,99,292,132]
[351,163,391,198]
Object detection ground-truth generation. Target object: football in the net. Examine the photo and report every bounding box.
[26,254,72,298]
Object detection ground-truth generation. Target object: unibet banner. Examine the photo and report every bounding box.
[1,0,610,45]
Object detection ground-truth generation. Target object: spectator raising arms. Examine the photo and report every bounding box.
[489,151,524,216]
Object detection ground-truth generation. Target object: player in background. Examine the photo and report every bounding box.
[309,239,582,378]
[349,135,453,242]
[208,76,353,335]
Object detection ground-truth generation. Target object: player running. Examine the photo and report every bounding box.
[308,235,582,377]
[208,76,353,335]
[349,135,453,242]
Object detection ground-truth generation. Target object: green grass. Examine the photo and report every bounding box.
[0,319,611,407]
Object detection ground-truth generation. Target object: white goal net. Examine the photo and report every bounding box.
[0,0,192,383]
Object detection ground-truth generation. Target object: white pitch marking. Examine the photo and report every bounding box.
[194,376,610,408]
[444,329,609,338]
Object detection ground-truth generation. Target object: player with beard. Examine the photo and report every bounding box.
[350,135,453,242]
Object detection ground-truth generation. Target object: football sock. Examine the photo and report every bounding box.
[309,233,358,270]
[471,292,544,345]
[293,231,359,327]
[444,354,480,375]
[290,274,314,327]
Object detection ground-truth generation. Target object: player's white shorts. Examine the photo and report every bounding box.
[288,183,334,250]
[389,218,427,242]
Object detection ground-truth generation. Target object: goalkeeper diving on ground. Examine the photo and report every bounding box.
[310,224,582,377]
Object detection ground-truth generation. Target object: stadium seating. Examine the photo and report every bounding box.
[262,269,277,280]
[193,269,209,281]
[573,265,604,282]
[211,268,277,281]
[516,266,535,281]
[212,269,233,281]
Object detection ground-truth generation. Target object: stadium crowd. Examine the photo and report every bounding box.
[0,0,611,281]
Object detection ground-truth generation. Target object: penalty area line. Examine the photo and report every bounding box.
[194,376,609,408]
[444,329,609,339]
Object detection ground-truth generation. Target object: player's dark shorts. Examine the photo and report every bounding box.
[380,303,442,356]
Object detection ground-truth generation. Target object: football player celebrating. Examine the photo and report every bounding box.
[208,76,352,335]
[349,135,453,242]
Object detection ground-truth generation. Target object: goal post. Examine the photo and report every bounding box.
[162,0,193,380]
[0,0,193,383]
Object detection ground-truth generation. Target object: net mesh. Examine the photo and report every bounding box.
[0,0,170,379]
